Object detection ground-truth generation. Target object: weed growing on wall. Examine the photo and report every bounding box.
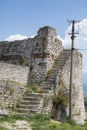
[53,91,68,107]
[26,84,40,93]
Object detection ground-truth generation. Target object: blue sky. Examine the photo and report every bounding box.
[0,0,87,80]
[0,0,87,40]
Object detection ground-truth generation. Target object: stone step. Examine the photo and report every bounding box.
[61,54,70,56]
[48,75,57,80]
[56,64,65,68]
[40,81,52,87]
[23,96,41,101]
[43,90,52,93]
[14,112,34,117]
[25,93,44,97]
[47,74,57,77]
[59,57,70,61]
[15,50,71,116]
[16,108,41,114]
[20,100,40,105]
[51,69,60,73]
[61,54,70,57]
[39,50,71,93]
[43,86,52,90]
[47,78,55,82]
[15,92,44,115]
[18,104,39,109]
[40,82,50,84]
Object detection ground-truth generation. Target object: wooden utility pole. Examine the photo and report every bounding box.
[69,20,79,120]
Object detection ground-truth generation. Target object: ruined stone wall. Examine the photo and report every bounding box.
[0,62,29,85]
[56,50,85,124]
[0,39,34,65]
[0,26,85,124]
[0,26,63,84]
[0,80,26,115]
[30,26,63,83]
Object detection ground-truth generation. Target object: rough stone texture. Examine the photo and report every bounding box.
[15,93,53,116]
[0,26,63,83]
[0,39,34,65]
[30,26,63,83]
[0,62,29,85]
[0,120,32,130]
[59,50,85,125]
[0,80,26,115]
[40,50,85,124]
[0,26,85,124]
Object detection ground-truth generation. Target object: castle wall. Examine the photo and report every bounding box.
[30,26,63,83]
[57,50,85,124]
[0,39,34,65]
[0,62,29,85]
[0,26,63,84]
[0,26,85,124]
[0,80,26,115]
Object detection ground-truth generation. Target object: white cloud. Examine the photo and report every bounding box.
[58,18,87,73]
[5,34,28,41]
[4,19,87,73]
[58,18,87,50]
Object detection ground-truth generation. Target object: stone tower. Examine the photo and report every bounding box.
[29,26,63,84]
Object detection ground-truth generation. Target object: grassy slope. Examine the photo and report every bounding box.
[0,114,87,130]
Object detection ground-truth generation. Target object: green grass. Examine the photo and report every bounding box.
[26,84,40,93]
[0,114,87,130]
[0,126,8,130]
[0,115,24,123]
[30,114,87,130]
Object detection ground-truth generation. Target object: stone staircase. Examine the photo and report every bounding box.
[40,50,71,93]
[15,93,43,116]
[15,50,71,116]
[15,92,52,116]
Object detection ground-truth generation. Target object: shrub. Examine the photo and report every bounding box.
[53,91,69,107]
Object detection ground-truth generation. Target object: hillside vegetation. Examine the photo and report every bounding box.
[0,114,87,130]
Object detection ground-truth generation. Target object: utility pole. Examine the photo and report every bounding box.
[69,20,79,120]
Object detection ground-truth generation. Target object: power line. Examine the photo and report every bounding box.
[68,20,79,120]
[78,49,87,51]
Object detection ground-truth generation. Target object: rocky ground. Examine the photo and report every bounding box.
[0,120,32,130]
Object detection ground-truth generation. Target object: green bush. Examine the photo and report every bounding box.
[53,91,69,107]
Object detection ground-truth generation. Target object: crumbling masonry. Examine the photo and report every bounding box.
[0,26,85,124]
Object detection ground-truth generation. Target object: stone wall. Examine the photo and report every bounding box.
[0,62,29,85]
[0,26,63,84]
[40,49,85,124]
[16,92,53,116]
[0,26,85,124]
[30,26,63,83]
[56,50,85,124]
[0,39,34,65]
[0,80,26,115]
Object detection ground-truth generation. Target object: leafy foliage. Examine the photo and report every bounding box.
[53,91,69,107]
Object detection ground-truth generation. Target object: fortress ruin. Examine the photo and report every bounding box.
[0,26,85,124]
